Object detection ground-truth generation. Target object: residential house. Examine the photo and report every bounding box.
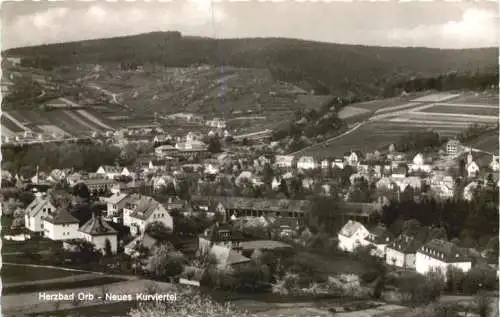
[24,197,56,233]
[463,181,479,201]
[271,177,281,190]
[321,159,330,169]
[337,220,370,252]
[357,163,370,175]
[204,163,219,175]
[408,153,432,173]
[196,196,312,224]
[363,225,393,258]
[104,192,132,219]
[198,222,245,255]
[393,176,422,192]
[297,156,316,170]
[391,165,408,178]
[79,211,118,254]
[275,155,294,168]
[123,196,173,236]
[332,159,345,169]
[209,244,251,270]
[349,173,369,185]
[96,165,123,180]
[446,139,462,156]
[490,155,499,172]
[78,179,117,192]
[465,152,480,178]
[42,208,80,241]
[415,239,472,277]
[376,177,396,191]
[385,234,422,269]
[67,173,83,187]
[206,118,227,129]
[344,151,362,167]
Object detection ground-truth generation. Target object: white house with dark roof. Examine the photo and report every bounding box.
[490,155,499,172]
[297,156,317,170]
[79,212,118,254]
[408,153,432,173]
[337,220,370,252]
[210,244,251,270]
[385,234,422,269]
[416,239,472,277]
[363,225,393,258]
[466,152,480,178]
[332,159,345,170]
[96,165,122,179]
[24,197,56,233]
[42,209,80,241]
[344,151,361,167]
[104,192,131,218]
[275,155,294,168]
[123,195,173,236]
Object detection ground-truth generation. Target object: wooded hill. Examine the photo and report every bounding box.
[4,31,498,98]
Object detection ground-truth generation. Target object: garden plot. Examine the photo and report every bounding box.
[420,104,499,117]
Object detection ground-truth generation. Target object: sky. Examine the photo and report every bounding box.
[1,0,499,50]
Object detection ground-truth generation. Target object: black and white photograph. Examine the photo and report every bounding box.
[0,1,499,316]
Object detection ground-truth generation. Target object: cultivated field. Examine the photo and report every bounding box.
[419,104,499,117]
[297,92,499,158]
[468,130,500,154]
[3,109,115,138]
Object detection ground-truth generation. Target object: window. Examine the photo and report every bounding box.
[48,208,51,213]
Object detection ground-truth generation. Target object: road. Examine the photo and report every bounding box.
[289,121,366,156]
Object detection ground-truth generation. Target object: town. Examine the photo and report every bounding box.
[1,2,499,316]
[2,119,499,316]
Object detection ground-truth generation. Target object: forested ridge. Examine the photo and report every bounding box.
[4,31,498,98]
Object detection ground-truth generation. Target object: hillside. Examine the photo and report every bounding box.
[4,31,498,98]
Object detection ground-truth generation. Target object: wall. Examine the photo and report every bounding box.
[43,222,79,241]
[415,252,472,277]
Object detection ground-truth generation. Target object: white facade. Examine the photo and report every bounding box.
[385,248,416,269]
[337,221,370,252]
[466,161,480,178]
[489,155,499,172]
[408,153,432,173]
[345,152,360,166]
[43,222,80,241]
[332,160,345,169]
[124,204,173,236]
[321,160,330,169]
[24,200,56,233]
[297,156,316,170]
[80,233,118,254]
[275,155,294,168]
[415,252,472,277]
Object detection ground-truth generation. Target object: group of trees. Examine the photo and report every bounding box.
[381,197,499,250]
[1,143,122,177]
[387,71,499,95]
[395,131,444,153]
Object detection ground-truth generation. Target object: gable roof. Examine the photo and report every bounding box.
[338,220,367,238]
[105,193,129,205]
[43,208,79,225]
[99,165,122,174]
[418,239,471,263]
[25,197,53,218]
[211,245,251,267]
[129,196,164,220]
[365,225,393,244]
[387,234,422,254]
[79,215,118,236]
[193,196,312,214]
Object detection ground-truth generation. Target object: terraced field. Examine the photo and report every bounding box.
[5,109,115,137]
[296,92,498,159]
[419,104,499,117]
